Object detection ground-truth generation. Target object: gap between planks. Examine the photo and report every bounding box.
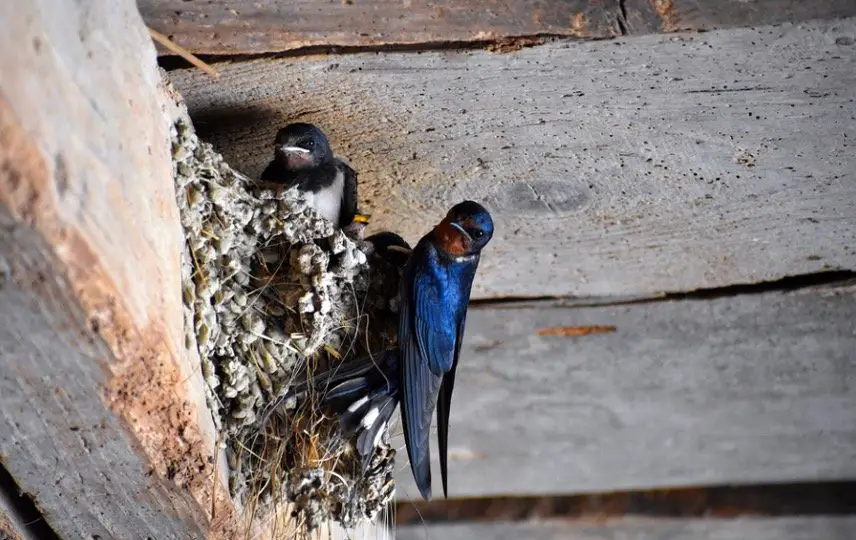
[469,269,856,309]
[155,34,597,71]
[0,462,58,540]
[395,480,856,526]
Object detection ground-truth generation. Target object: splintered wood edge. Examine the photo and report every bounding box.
[138,0,856,55]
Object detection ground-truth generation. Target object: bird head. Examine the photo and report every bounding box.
[273,123,333,170]
[366,231,413,268]
[435,200,494,257]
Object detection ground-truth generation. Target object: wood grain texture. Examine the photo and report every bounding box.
[395,517,856,540]
[140,0,627,56]
[138,0,856,55]
[0,0,238,537]
[0,210,206,538]
[649,0,856,33]
[387,286,856,500]
[168,20,856,300]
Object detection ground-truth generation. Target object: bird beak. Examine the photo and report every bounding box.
[277,146,313,168]
[450,221,472,240]
[280,146,311,154]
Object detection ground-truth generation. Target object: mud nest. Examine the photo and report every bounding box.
[167,82,399,532]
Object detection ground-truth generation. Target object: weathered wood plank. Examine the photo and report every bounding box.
[140,0,625,56]
[388,285,856,500]
[138,0,856,55]
[0,220,206,538]
[395,517,856,540]
[0,0,239,537]
[169,20,856,299]
[647,0,856,33]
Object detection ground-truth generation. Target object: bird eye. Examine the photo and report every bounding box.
[303,139,315,149]
[473,229,484,239]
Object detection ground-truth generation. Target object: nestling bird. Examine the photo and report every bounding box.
[363,231,413,269]
[398,200,494,500]
[362,231,414,354]
[260,122,369,231]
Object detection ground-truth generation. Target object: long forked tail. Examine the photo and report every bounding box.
[260,348,401,470]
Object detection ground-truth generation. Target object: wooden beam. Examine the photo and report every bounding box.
[168,19,856,300]
[139,0,626,56]
[387,285,856,500]
[0,217,206,538]
[394,517,856,540]
[0,0,239,537]
[138,0,856,55]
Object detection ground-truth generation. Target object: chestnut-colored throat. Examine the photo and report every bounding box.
[434,219,471,257]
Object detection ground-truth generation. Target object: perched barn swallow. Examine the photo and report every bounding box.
[260,123,369,230]
[260,348,400,472]
[398,201,494,500]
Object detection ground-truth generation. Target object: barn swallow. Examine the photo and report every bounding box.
[398,201,494,500]
[364,231,413,269]
[260,349,400,472]
[260,123,369,230]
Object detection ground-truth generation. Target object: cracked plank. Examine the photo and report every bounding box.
[168,19,856,299]
[140,0,628,55]
[139,0,856,55]
[388,285,856,499]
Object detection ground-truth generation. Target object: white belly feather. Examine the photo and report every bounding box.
[307,169,344,224]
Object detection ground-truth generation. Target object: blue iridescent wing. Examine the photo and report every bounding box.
[398,265,442,499]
